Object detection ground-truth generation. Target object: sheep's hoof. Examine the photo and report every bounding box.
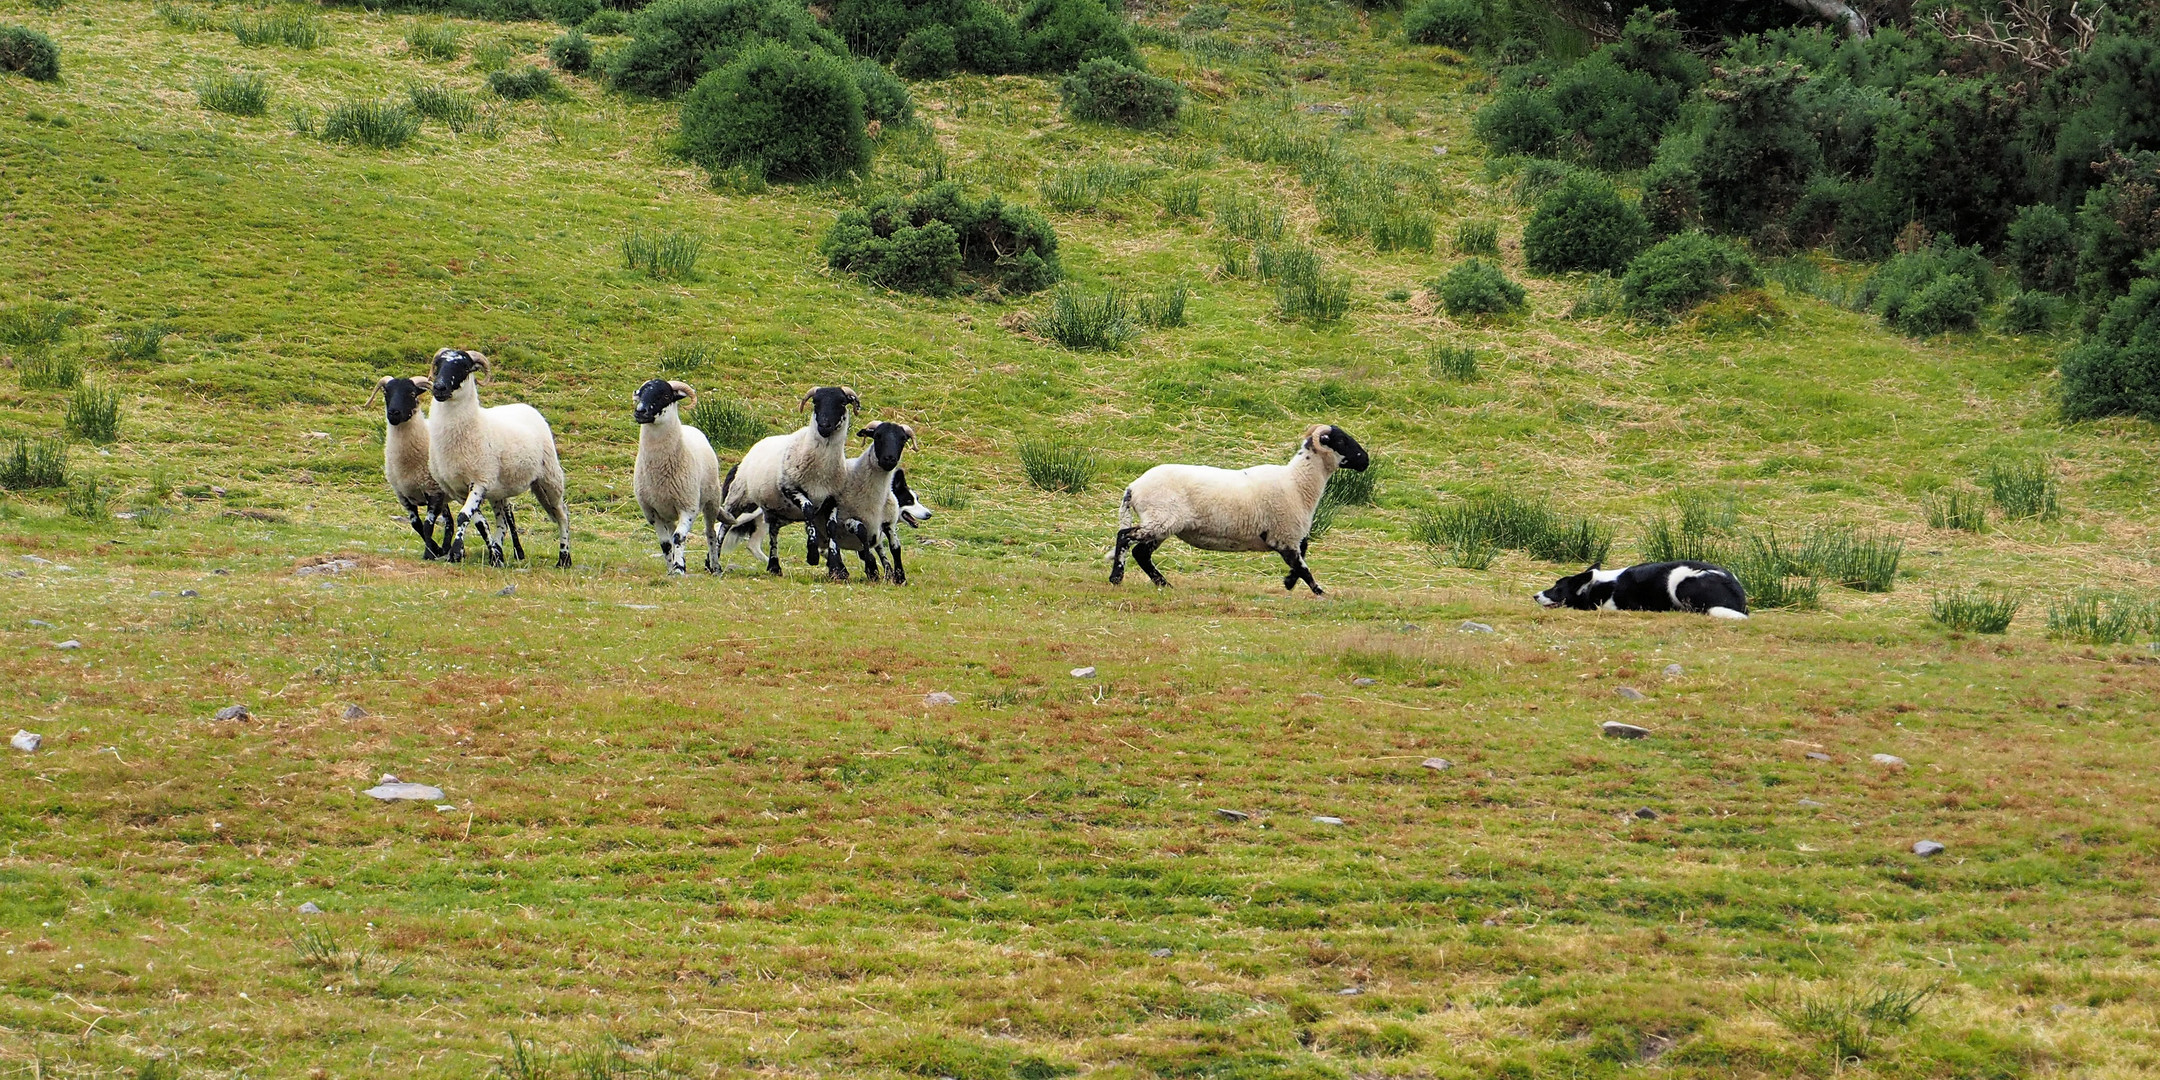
[1283,575,1298,591]
[1108,570,1124,585]
[765,561,783,576]
[556,552,573,569]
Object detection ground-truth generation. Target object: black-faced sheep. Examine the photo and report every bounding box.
[372,374,450,559]
[827,421,916,583]
[632,379,727,576]
[426,348,572,569]
[716,386,857,578]
[1110,424,1369,595]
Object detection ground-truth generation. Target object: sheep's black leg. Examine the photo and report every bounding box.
[882,522,905,585]
[401,498,440,559]
[1110,526,1136,585]
[704,512,723,575]
[448,486,489,564]
[499,503,526,563]
[1132,538,1169,587]
[850,520,882,582]
[764,516,784,576]
[825,526,849,582]
[1277,545,1323,596]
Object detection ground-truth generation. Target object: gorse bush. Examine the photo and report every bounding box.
[851,58,913,125]
[893,25,957,78]
[581,8,628,34]
[1861,241,1996,335]
[1987,455,2060,521]
[322,100,419,149]
[65,384,120,443]
[0,25,60,81]
[679,43,869,182]
[548,29,594,74]
[2007,204,2077,295]
[1435,259,1526,317]
[1931,589,2018,634]
[831,0,1034,75]
[18,351,81,390]
[1402,0,1480,47]
[822,182,1060,295]
[1059,59,1181,129]
[1018,439,1097,492]
[1473,11,1702,172]
[1622,232,1762,318]
[2061,277,2160,423]
[1017,0,1138,74]
[406,21,463,59]
[487,66,558,99]
[0,436,66,490]
[607,0,844,99]
[230,9,327,49]
[1039,286,1135,349]
[1524,173,1649,274]
[687,397,769,450]
[197,71,270,116]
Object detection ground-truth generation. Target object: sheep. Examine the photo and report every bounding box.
[425,348,573,569]
[631,379,727,575]
[371,374,451,559]
[825,421,917,583]
[1109,423,1369,595]
[716,385,858,578]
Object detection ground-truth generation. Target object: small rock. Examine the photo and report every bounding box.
[214,704,251,721]
[1351,677,1377,687]
[4,570,21,578]
[1912,840,1945,857]
[297,902,322,915]
[620,603,656,610]
[304,431,331,440]
[1070,666,1096,679]
[179,589,198,598]
[497,585,516,597]
[1149,948,1172,958]
[1214,808,1250,822]
[1458,620,1494,634]
[1615,686,1646,701]
[213,567,229,574]
[22,555,50,565]
[1797,799,1826,808]
[1396,623,1422,633]
[149,590,167,598]
[1432,144,1448,155]
[1871,753,1907,767]
[1805,751,1831,761]
[1312,815,1346,826]
[923,691,958,707]
[1421,757,1452,771]
[1336,986,1363,996]
[1632,807,1658,821]
[1663,663,1683,677]
[343,704,369,720]
[1601,721,1650,739]
[26,619,52,628]
[294,558,358,577]
[435,804,458,812]
[54,640,81,650]
[11,730,41,753]
[364,781,446,802]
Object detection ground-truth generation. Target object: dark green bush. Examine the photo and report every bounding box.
[1862,242,1996,335]
[2002,290,2064,334]
[893,25,956,79]
[832,0,1023,73]
[548,29,594,73]
[1058,58,1179,129]
[1524,173,1648,274]
[487,65,558,98]
[1402,0,1479,47]
[822,181,1061,294]
[2061,276,2160,422]
[1621,232,1762,318]
[540,0,600,25]
[678,42,869,182]
[0,25,60,81]
[1470,11,1700,171]
[1435,258,1526,316]
[581,8,629,34]
[2006,204,2076,295]
[1017,0,1136,74]
[1869,74,2025,249]
[950,3,1024,72]
[606,0,843,98]
[1687,61,1819,238]
[1471,90,1558,157]
[851,58,913,124]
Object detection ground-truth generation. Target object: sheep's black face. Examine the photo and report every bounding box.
[1322,425,1370,471]
[807,386,856,438]
[859,422,913,472]
[431,349,481,402]
[633,379,686,425]
[383,378,425,426]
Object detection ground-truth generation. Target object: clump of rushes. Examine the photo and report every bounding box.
[406,21,463,60]
[2046,590,2157,645]
[197,71,269,116]
[486,66,557,99]
[1039,285,1134,350]
[230,8,326,49]
[1019,439,1097,493]
[1161,176,1202,218]
[17,351,81,390]
[65,384,120,442]
[1430,343,1477,381]
[321,100,419,149]
[1136,280,1189,328]
[687,397,769,450]
[621,231,704,279]
[1454,219,1499,255]
[1931,589,2018,634]
[1987,455,2060,521]
[0,436,67,489]
[657,343,713,376]
[1922,487,1987,532]
[1414,489,1610,567]
[409,84,478,128]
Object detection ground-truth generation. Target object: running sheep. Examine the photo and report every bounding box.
[1110,424,1369,595]
[426,348,573,568]
[717,386,857,578]
[372,374,450,559]
[826,421,917,583]
[632,379,727,575]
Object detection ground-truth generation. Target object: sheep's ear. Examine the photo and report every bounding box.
[855,427,875,439]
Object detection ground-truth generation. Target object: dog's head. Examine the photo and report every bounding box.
[1534,564,1613,611]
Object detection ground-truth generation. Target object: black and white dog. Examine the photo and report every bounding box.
[1534,560,1749,620]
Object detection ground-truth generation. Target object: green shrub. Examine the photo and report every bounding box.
[1017,0,1136,74]
[2002,290,2063,334]
[852,59,913,124]
[1402,0,1479,47]
[542,0,599,27]
[18,351,81,390]
[678,43,869,182]
[622,230,705,278]
[406,21,463,59]
[1474,92,1561,159]
[549,29,594,74]
[1177,4,1227,30]
[822,181,1059,294]
[1059,58,1180,129]
[686,397,769,449]
[1621,233,1763,319]
[1986,455,2060,521]
[1524,173,1648,274]
[197,71,270,116]
[321,100,419,149]
[470,35,524,74]
[2061,277,2160,423]
[1039,286,1135,349]
[894,25,957,79]
[1472,12,1700,172]
[2006,204,2077,295]
[1454,219,1499,256]
[0,25,60,80]
[1862,242,1996,336]
[488,66,558,99]
[65,384,120,443]
[606,0,844,98]
[1019,439,1097,492]
[230,9,326,48]
[1435,258,1526,316]
[1931,589,2017,634]
[580,8,628,34]
[1684,61,1817,239]
[0,436,66,490]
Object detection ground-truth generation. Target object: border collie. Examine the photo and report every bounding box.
[1533,560,1749,620]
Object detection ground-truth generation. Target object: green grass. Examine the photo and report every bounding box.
[1415,489,1612,566]
[408,83,478,128]
[404,20,463,60]
[1018,438,1097,492]
[195,70,269,116]
[16,350,80,390]
[320,99,419,148]
[0,434,66,488]
[63,384,119,443]
[2046,590,2157,644]
[1430,343,1478,381]
[229,7,326,49]
[1922,486,1989,532]
[4,5,2160,1077]
[685,396,769,450]
[1987,455,2061,521]
[1454,218,1499,255]
[621,230,704,280]
[1039,285,1135,349]
[1930,588,2019,634]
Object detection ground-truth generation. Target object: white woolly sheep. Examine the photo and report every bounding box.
[1110,424,1369,595]
[826,421,917,583]
[425,348,572,568]
[717,386,857,578]
[632,379,726,575]
[372,374,450,559]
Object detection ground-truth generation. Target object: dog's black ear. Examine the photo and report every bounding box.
[1587,562,1601,572]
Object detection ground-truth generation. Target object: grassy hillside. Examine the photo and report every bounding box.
[3,2,2159,1077]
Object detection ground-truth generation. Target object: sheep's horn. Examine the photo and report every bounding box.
[466,351,491,381]
[798,390,816,412]
[365,376,390,408]
[668,380,697,410]
[840,386,860,407]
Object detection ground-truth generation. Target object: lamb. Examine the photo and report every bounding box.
[1109,424,1369,595]
[371,374,450,559]
[632,379,727,575]
[716,385,858,578]
[425,348,573,569]
[826,421,917,583]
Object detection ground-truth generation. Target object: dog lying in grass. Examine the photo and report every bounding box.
[1534,560,1749,620]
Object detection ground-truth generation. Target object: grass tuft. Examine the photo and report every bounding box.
[1987,455,2060,521]
[321,101,419,149]
[1726,531,1821,610]
[1038,162,1148,213]
[656,343,712,376]
[197,71,269,116]
[1213,191,1286,241]
[1039,286,1135,350]
[409,84,478,128]
[405,21,462,60]
[2046,590,2158,644]
[1430,343,1478,381]
[1414,490,1610,566]
[230,8,326,49]
[1454,219,1499,255]
[487,66,557,100]
[0,301,78,346]
[1136,281,1189,329]
[621,231,704,279]
[1931,589,2018,633]
[686,398,769,450]
[65,384,120,443]
[0,436,66,489]
[1790,525,1903,592]
[1922,487,1988,532]
[64,474,110,520]
[1161,176,1203,218]
[18,350,81,390]
[1019,439,1097,493]
[107,321,168,364]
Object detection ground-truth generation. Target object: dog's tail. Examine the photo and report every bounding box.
[1707,606,1749,620]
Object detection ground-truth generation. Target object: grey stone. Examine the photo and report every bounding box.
[1663,663,1683,677]
[924,691,958,707]
[214,704,251,722]
[297,902,322,914]
[1601,721,1650,739]
[364,782,446,802]
[1214,808,1250,821]
[1633,807,1659,821]
[1421,757,1452,771]
[1351,677,1376,687]
[1396,623,1421,633]
[180,590,198,598]
[343,704,368,720]
[380,774,399,783]
[1871,753,1907,767]
[497,585,516,596]
[213,568,229,574]
[1805,751,1831,762]
[295,559,358,577]
[1912,840,1945,857]
[1798,799,1826,808]
[11,730,41,753]
[149,590,167,598]
[1312,816,1346,826]
[1615,686,1646,701]
[54,640,81,650]
[1458,620,1494,634]
[1149,948,1173,958]
[26,619,51,628]
[1337,986,1363,996]
[1070,666,1096,679]
[22,555,50,565]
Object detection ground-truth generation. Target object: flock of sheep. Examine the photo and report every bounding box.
[378,348,1374,593]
